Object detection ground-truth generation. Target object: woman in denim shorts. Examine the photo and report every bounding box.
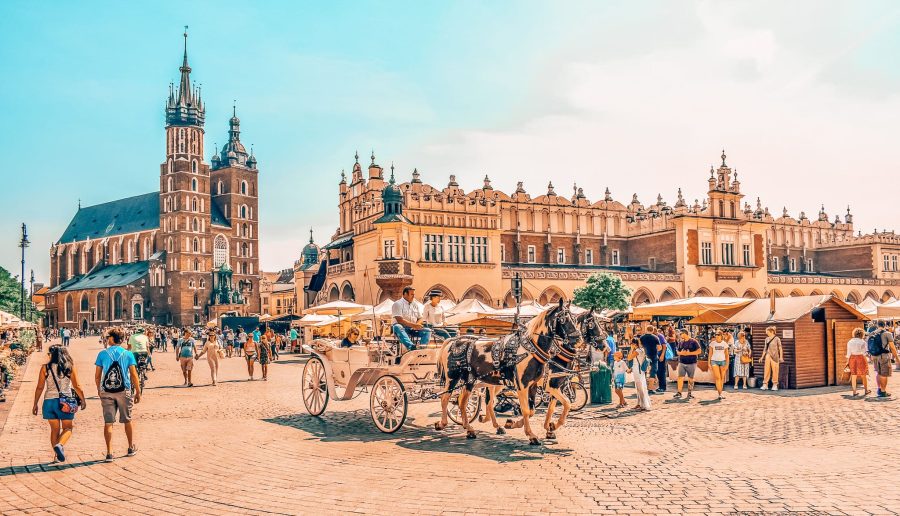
[32,345,88,463]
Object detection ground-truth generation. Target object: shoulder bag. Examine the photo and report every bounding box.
[48,365,81,414]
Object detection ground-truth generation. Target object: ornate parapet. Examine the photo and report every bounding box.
[768,274,900,287]
[502,267,681,283]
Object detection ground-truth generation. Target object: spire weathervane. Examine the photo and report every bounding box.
[721,149,727,167]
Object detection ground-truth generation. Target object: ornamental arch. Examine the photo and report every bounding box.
[659,288,680,302]
[538,286,566,305]
[632,288,655,306]
[742,289,761,299]
[340,281,355,302]
[424,284,457,303]
[462,285,492,304]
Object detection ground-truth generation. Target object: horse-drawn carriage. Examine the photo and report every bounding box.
[301,340,480,433]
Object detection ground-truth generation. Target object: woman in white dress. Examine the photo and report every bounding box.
[195,331,221,386]
[627,344,652,411]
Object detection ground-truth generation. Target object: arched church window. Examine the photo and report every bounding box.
[241,181,248,195]
[192,238,199,253]
[191,178,198,191]
[217,181,224,195]
[179,129,185,153]
[214,235,228,268]
[192,218,199,232]
[191,197,198,212]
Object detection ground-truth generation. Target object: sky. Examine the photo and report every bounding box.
[2,0,900,284]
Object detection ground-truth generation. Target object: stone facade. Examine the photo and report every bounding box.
[308,150,900,308]
[45,33,260,329]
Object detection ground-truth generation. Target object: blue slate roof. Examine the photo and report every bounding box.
[47,261,150,293]
[58,193,159,244]
[57,191,231,244]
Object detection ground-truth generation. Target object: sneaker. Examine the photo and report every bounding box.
[53,444,65,462]
[772,386,778,392]
[672,392,682,399]
[687,393,694,400]
[760,385,768,390]
[126,446,137,457]
[743,385,748,390]
[104,453,114,463]
[733,385,738,390]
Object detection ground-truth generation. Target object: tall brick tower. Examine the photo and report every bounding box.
[157,28,213,326]
[210,104,261,315]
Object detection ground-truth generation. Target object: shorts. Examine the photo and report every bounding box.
[873,353,893,377]
[227,342,234,348]
[179,356,194,371]
[100,390,134,424]
[614,373,626,389]
[711,360,727,367]
[42,398,75,421]
[677,363,697,378]
[246,352,258,362]
[848,354,868,376]
[236,342,244,349]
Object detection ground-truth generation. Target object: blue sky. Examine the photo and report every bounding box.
[2,1,900,283]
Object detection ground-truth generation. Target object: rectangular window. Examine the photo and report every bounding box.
[468,236,488,264]
[701,242,713,265]
[611,249,620,266]
[527,245,536,264]
[648,257,657,271]
[743,244,751,266]
[585,249,593,265]
[500,244,506,262]
[424,234,444,262]
[772,256,779,271]
[893,255,898,271]
[885,254,891,272]
[383,239,395,259]
[721,242,735,266]
[790,258,797,272]
[448,235,466,262]
[557,247,565,264]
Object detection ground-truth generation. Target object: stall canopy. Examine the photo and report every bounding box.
[633,297,753,320]
[446,298,497,325]
[350,298,395,322]
[305,300,371,316]
[493,301,547,318]
[876,299,900,319]
[721,295,867,324]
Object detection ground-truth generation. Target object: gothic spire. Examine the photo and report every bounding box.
[165,26,205,127]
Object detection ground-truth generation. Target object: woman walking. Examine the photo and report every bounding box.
[196,331,221,386]
[177,329,197,387]
[731,330,752,390]
[760,326,784,391]
[708,330,730,400]
[258,334,271,381]
[243,333,258,380]
[32,345,87,463]
[845,328,871,397]
[627,344,652,411]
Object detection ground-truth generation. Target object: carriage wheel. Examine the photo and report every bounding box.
[448,388,482,425]
[370,375,407,433]
[302,356,329,416]
[567,381,588,412]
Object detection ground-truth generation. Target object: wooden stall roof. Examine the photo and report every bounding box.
[723,295,867,324]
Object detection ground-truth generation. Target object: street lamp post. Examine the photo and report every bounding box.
[18,223,29,320]
[29,269,35,320]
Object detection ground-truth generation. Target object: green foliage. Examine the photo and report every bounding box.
[573,273,632,311]
[0,265,40,322]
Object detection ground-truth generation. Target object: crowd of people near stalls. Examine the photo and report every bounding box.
[580,318,900,411]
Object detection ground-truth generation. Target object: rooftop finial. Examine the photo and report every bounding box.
[547,181,555,196]
[389,162,395,184]
[370,150,375,164]
[78,198,81,210]
[721,149,727,167]
[183,25,189,65]
[604,187,612,201]
[309,228,314,243]
[233,100,236,118]
[354,151,359,164]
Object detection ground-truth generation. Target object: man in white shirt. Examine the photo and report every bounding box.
[392,287,431,351]
[422,290,456,340]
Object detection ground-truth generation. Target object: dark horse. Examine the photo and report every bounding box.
[434,300,581,445]
[577,307,610,348]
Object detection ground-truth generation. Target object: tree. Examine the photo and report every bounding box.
[0,265,39,322]
[573,273,632,311]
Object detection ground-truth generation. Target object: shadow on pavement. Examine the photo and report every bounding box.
[0,459,104,477]
[264,412,573,463]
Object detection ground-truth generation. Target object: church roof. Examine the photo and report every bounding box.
[58,192,159,244]
[47,261,150,293]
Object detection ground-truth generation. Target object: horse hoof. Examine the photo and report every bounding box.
[546,432,556,440]
[434,422,446,431]
[529,437,541,446]
[466,431,477,439]
[478,415,488,423]
[548,422,556,431]
[504,420,514,429]
[496,427,506,435]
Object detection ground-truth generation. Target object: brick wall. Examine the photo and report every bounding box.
[623,231,677,272]
[814,246,874,277]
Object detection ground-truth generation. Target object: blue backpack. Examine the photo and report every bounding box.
[868,331,888,356]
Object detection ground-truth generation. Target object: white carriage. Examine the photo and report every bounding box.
[301,340,480,433]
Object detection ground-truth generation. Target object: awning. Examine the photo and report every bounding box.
[323,234,354,250]
[632,297,753,319]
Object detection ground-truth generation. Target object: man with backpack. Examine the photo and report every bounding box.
[868,321,900,398]
[94,327,141,462]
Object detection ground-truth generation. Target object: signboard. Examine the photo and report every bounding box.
[782,329,794,339]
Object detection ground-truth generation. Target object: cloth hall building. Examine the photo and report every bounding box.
[310,151,900,308]
[45,34,261,330]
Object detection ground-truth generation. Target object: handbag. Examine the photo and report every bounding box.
[48,365,80,414]
[664,343,675,361]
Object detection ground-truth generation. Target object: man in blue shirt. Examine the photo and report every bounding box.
[94,327,141,462]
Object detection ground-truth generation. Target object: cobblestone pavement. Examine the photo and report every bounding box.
[1,337,898,515]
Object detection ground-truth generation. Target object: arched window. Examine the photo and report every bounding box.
[179,129,185,152]
[241,223,248,237]
[96,292,105,320]
[167,158,173,174]
[213,235,228,268]
[192,238,199,253]
[80,294,89,312]
[167,177,173,192]
[192,218,199,232]
[127,241,134,262]
[241,262,248,274]
[193,292,199,307]
[241,242,248,257]
[113,292,123,320]
[191,160,198,174]
[199,279,205,288]
[191,178,198,191]
[166,237,174,253]
[241,181,248,195]
[143,239,150,260]
[217,181,224,195]
[194,259,200,271]
[132,303,142,320]
[240,205,247,218]
[191,197,198,212]
[65,295,74,321]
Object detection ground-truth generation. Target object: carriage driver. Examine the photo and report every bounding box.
[391,286,432,351]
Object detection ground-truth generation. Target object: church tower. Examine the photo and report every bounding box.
[157,28,213,326]
[210,104,261,315]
